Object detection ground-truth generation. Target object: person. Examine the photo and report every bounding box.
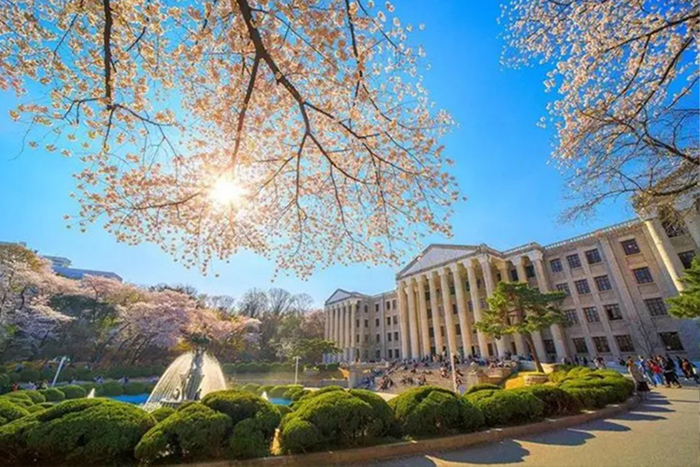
[38,380,48,390]
[649,359,664,386]
[582,356,588,367]
[662,357,682,388]
[681,359,699,384]
[27,381,36,390]
[11,382,19,392]
[627,358,650,399]
[639,356,656,387]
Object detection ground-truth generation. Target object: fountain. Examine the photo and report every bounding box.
[143,348,226,412]
[86,388,96,398]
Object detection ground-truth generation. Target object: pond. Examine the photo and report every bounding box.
[108,393,292,406]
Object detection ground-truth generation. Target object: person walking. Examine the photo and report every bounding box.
[662,357,682,388]
[681,359,699,384]
[627,358,650,399]
[649,359,664,386]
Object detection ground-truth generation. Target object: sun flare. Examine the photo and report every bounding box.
[209,177,247,206]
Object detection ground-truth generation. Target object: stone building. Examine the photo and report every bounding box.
[323,208,700,363]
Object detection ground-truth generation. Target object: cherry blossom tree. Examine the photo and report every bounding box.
[503,0,699,220]
[1,0,458,276]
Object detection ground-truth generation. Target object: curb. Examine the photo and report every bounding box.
[183,395,641,467]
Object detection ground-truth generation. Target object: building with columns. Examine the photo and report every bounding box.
[323,209,699,363]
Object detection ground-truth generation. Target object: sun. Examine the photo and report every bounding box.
[209,177,247,206]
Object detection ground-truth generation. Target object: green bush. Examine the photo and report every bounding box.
[465,383,502,394]
[268,385,290,398]
[238,383,260,393]
[390,386,483,437]
[321,363,340,372]
[296,385,343,403]
[22,390,46,404]
[58,384,87,399]
[201,390,280,440]
[78,382,99,393]
[1,392,36,408]
[39,388,65,402]
[465,389,543,427]
[0,398,156,465]
[222,363,236,375]
[256,385,274,396]
[98,381,124,397]
[277,405,293,417]
[135,403,231,464]
[18,369,40,383]
[279,389,395,454]
[0,399,29,426]
[513,386,580,417]
[151,407,176,422]
[229,418,271,459]
[123,382,149,395]
[26,405,47,414]
[559,376,634,409]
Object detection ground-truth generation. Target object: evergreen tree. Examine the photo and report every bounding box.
[668,257,700,319]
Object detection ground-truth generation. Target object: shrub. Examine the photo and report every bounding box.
[291,389,311,401]
[559,377,633,409]
[513,386,580,417]
[296,385,344,403]
[0,398,155,465]
[1,392,36,408]
[391,386,483,437]
[349,389,399,436]
[78,382,99,393]
[98,381,124,397]
[22,390,46,404]
[279,389,396,453]
[123,382,148,395]
[0,399,29,426]
[26,405,47,414]
[222,363,236,375]
[58,384,87,399]
[201,390,280,440]
[151,407,176,422]
[465,389,543,427]
[39,388,65,402]
[239,383,260,393]
[465,383,502,394]
[268,385,290,398]
[18,369,40,383]
[256,385,274,396]
[229,418,271,459]
[277,405,293,416]
[135,403,231,463]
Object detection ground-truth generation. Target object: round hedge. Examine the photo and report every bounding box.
[0,398,156,465]
[465,383,502,395]
[97,381,124,397]
[277,405,293,417]
[390,386,484,437]
[513,386,580,417]
[229,418,271,459]
[1,392,36,408]
[255,385,274,396]
[21,390,46,404]
[58,384,87,400]
[39,388,65,402]
[559,376,634,409]
[0,399,29,426]
[279,389,396,453]
[201,390,281,440]
[150,406,176,422]
[465,389,543,427]
[123,382,149,395]
[135,403,231,464]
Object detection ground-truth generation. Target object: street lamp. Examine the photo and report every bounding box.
[293,356,301,385]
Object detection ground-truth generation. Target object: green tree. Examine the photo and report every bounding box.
[291,339,339,365]
[668,257,700,319]
[474,282,566,373]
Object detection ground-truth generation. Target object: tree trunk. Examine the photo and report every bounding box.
[524,333,544,373]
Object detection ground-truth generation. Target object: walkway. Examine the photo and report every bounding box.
[369,385,699,467]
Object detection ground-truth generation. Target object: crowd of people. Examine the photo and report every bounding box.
[626,355,698,397]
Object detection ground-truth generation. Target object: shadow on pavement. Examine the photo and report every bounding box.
[616,412,666,422]
[435,439,530,465]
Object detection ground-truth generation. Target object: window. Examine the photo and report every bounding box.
[566,253,582,269]
[465,280,471,291]
[550,258,563,273]
[386,301,391,310]
[452,303,458,314]
[525,265,535,278]
[375,350,380,359]
[594,275,612,291]
[679,250,696,269]
[356,334,360,343]
[394,331,399,341]
[556,283,571,296]
[585,248,602,264]
[440,326,445,337]
[544,339,556,354]
[387,349,392,359]
[644,297,667,316]
[425,289,431,301]
[574,279,591,295]
[604,304,623,321]
[468,300,473,312]
[455,324,461,335]
[621,238,640,255]
[392,300,396,309]
[573,338,588,354]
[375,304,379,312]
[386,317,391,326]
[633,267,653,284]
[615,335,635,352]
[593,336,610,353]
[392,316,398,324]
[449,285,455,295]
[662,220,685,238]
[364,305,368,313]
[387,333,392,342]
[510,270,519,281]
[364,319,368,328]
[375,318,379,327]
[428,327,434,337]
[376,334,380,343]
[659,332,684,351]
[583,307,600,323]
[564,310,579,325]
[479,298,486,309]
[356,319,360,327]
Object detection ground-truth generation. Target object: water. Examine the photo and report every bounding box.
[268,397,292,406]
[142,351,226,412]
[111,393,150,405]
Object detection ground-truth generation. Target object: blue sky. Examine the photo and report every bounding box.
[0,1,634,306]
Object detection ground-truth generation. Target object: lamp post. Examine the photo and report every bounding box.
[293,356,301,385]
[451,353,458,394]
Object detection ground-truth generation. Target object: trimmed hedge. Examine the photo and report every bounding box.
[465,383,502,394]
[98,381,124,397]
[58,384,87,399]
[39,388,65,402]
[0,398,156,465]
[151,407,176,422]
[279,389,396,453]
[0,399,29,426]
[1,392,36,408]
[559,376,634,409]
[390,386,484,437]
[202,390,280,437]
[123,382,149,395]
[135,403,231,463]
[465,389,543,427]
[229,418,271,459]
[513,386,580,417]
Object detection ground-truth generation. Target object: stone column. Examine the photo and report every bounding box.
[350,301,358,362]
[451,263,473,357]
[397,281,410,360]
[465,260,489,357]
[497,263,519,356]
[416,276,431,357]
[643,215,687,292]
[479,255,506,357]
[529,251,568,359]
[345,304,352,361]
[439,268,459,359]
[428,272,444,355]
[513,256,547,359]
[406,279,420,360]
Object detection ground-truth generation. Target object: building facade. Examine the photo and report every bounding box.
[323,208,700,363]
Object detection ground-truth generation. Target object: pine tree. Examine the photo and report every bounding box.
[668,257,700,319]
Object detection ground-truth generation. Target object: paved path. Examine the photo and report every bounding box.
[369,385,699,467]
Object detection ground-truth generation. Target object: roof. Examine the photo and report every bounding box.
[324,288,367,306]
[52,266,123,282]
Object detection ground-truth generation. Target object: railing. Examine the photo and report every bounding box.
[543,219,641,251]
